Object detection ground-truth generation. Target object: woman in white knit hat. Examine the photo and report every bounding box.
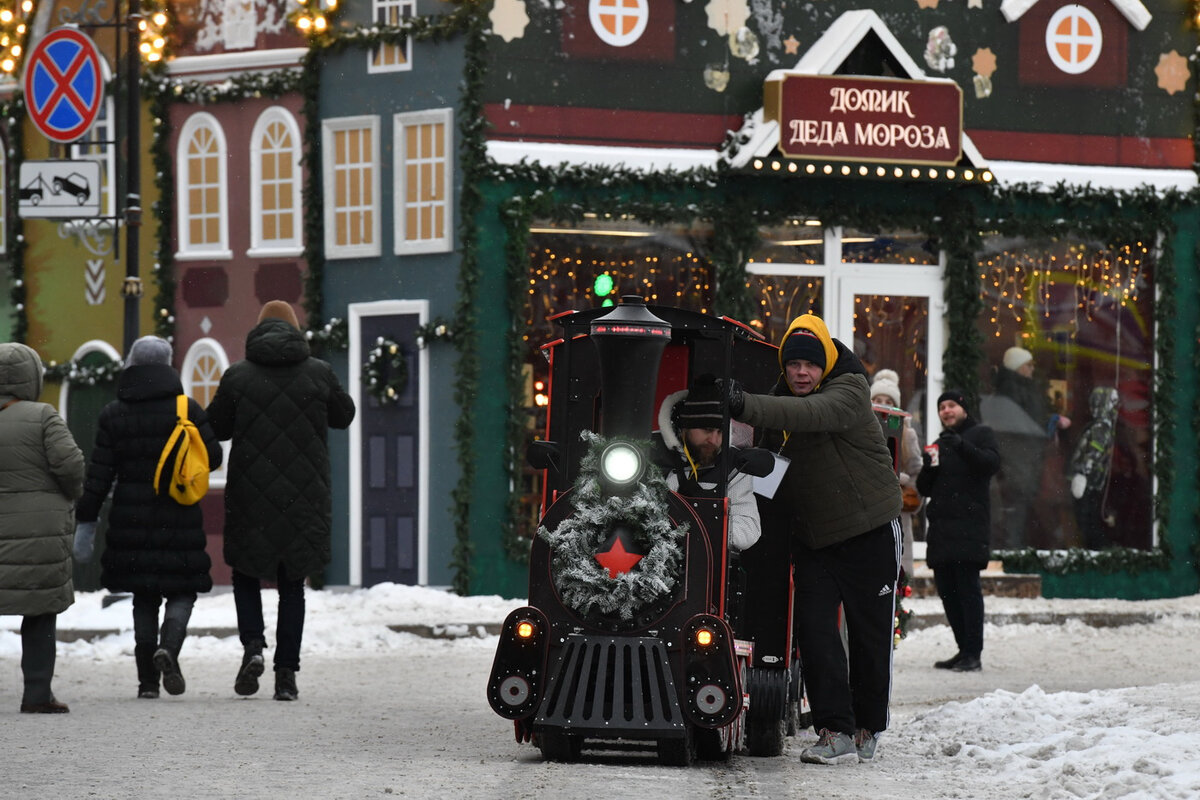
[870,369,923,576]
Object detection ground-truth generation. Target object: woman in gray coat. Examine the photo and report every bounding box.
[0,343,86,713]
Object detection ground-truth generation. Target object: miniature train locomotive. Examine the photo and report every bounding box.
[486,297,804,765]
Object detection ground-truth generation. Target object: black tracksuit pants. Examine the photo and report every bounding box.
[793,519,902,736]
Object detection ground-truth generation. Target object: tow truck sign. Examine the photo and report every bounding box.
[18,160,102,218]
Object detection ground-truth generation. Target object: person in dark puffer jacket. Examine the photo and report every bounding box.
[206,300,356,702]
[0,342,86,714]
[916,389,1000,674]
[75,335,223,699]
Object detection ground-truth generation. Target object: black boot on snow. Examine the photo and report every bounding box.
[234,641,266,696]
[135,643,160,699]
[273,668,298,702]
[154,619,187,696]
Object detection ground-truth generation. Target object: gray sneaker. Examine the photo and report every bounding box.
[800,728,857,764]
[855,729,879,762]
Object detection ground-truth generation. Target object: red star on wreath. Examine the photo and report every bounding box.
[595,532,644,578]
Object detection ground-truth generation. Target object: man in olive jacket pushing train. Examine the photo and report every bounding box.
[727,313,902,765]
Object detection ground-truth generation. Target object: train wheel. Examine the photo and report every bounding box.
[537,731,582,762]
[744,668,787,757]
[657,727,694,767]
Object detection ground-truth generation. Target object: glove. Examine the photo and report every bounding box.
[921,450,933,469]
[722,378,746,418]
[1070,473,1087,500]
[73,521,97,563]
[937,430,962,450]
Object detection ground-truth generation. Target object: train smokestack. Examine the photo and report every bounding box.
[590,296,671,439]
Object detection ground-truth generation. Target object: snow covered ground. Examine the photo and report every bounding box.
[2,586,1199,799]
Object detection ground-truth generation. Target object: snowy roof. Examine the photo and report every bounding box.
[999,0,1151,31]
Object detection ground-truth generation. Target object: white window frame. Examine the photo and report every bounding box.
[248,107,304,257]
[393,108,454,255]
[181,337,232,487]
[368,0,415,74]
[322,115,381,259]
[176,112,232,260]
[223,0,256,50]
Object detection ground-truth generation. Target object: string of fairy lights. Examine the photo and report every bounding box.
[0,1,169,74]
[979,240,1149,336]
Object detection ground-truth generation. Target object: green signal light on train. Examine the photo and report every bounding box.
[593,273,614,300]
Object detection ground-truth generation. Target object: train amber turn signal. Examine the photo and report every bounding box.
[695,627,714,647]
[515,620,536,639]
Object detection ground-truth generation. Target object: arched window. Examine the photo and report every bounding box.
[249,107,303,256]
[177,112,231,259]
[181,337,231,486]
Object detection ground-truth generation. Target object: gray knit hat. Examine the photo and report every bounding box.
[126,335,173,367]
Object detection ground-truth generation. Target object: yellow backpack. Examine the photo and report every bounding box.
[154,395,210,505]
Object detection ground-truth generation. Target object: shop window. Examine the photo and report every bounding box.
[369,0,414,73]
[977,235,1154,552]
[177,113,231,259]
[393,108,453,255]
[249,107,303,256]
[841,227,938,265]
[322,115,381,259]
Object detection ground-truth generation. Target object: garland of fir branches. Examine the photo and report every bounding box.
[4,99,27,343]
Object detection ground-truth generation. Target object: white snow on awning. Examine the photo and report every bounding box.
[988,160,1196,192]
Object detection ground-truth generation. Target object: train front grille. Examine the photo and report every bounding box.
[534,634,686,738]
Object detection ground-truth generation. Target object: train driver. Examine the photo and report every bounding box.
[656,374,761,551]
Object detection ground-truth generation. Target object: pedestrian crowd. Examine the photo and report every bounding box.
[0,300,354,712]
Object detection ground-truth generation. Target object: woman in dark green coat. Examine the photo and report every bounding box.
[0,342,85,713]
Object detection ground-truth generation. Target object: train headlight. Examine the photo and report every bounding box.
[600,441,643,487]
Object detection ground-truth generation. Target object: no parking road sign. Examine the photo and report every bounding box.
[24,27,105,144]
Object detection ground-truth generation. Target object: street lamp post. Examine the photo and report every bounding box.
[121,2,142,355]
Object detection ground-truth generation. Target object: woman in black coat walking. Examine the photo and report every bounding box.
[75,336,223,698]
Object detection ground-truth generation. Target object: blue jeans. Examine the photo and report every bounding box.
[232,564,306,672]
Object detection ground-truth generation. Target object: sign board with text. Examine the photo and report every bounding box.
[764,74,963,166]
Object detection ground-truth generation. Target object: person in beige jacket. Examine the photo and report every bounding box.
[0,343,86,713]
[727,314,901,766]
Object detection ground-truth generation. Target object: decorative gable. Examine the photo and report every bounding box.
[723,10,987,176]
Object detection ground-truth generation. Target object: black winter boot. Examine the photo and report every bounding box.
[134,643,160,699]
[234,640,266,696]
[154,619,187,696]
[273,668,298,702]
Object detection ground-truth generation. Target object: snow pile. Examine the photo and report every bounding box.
[905,683,1200,799]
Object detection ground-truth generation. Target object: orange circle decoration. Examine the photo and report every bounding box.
[1045,5,1102,75]
[589,0,649,48]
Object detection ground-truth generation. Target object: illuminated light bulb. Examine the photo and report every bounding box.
[805,164,815,174]
[154,12,168,26]
[139,42,152,54]
[313,15,327,30]
[0,59,13,73]
[822,164,832,174]
[893,167,903,178]
[859,166,868,176]
[297,16,312,30]
[753,159,763,170]
[0,10,11,22]
[964,170,975,181]
[153,37,165,49]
